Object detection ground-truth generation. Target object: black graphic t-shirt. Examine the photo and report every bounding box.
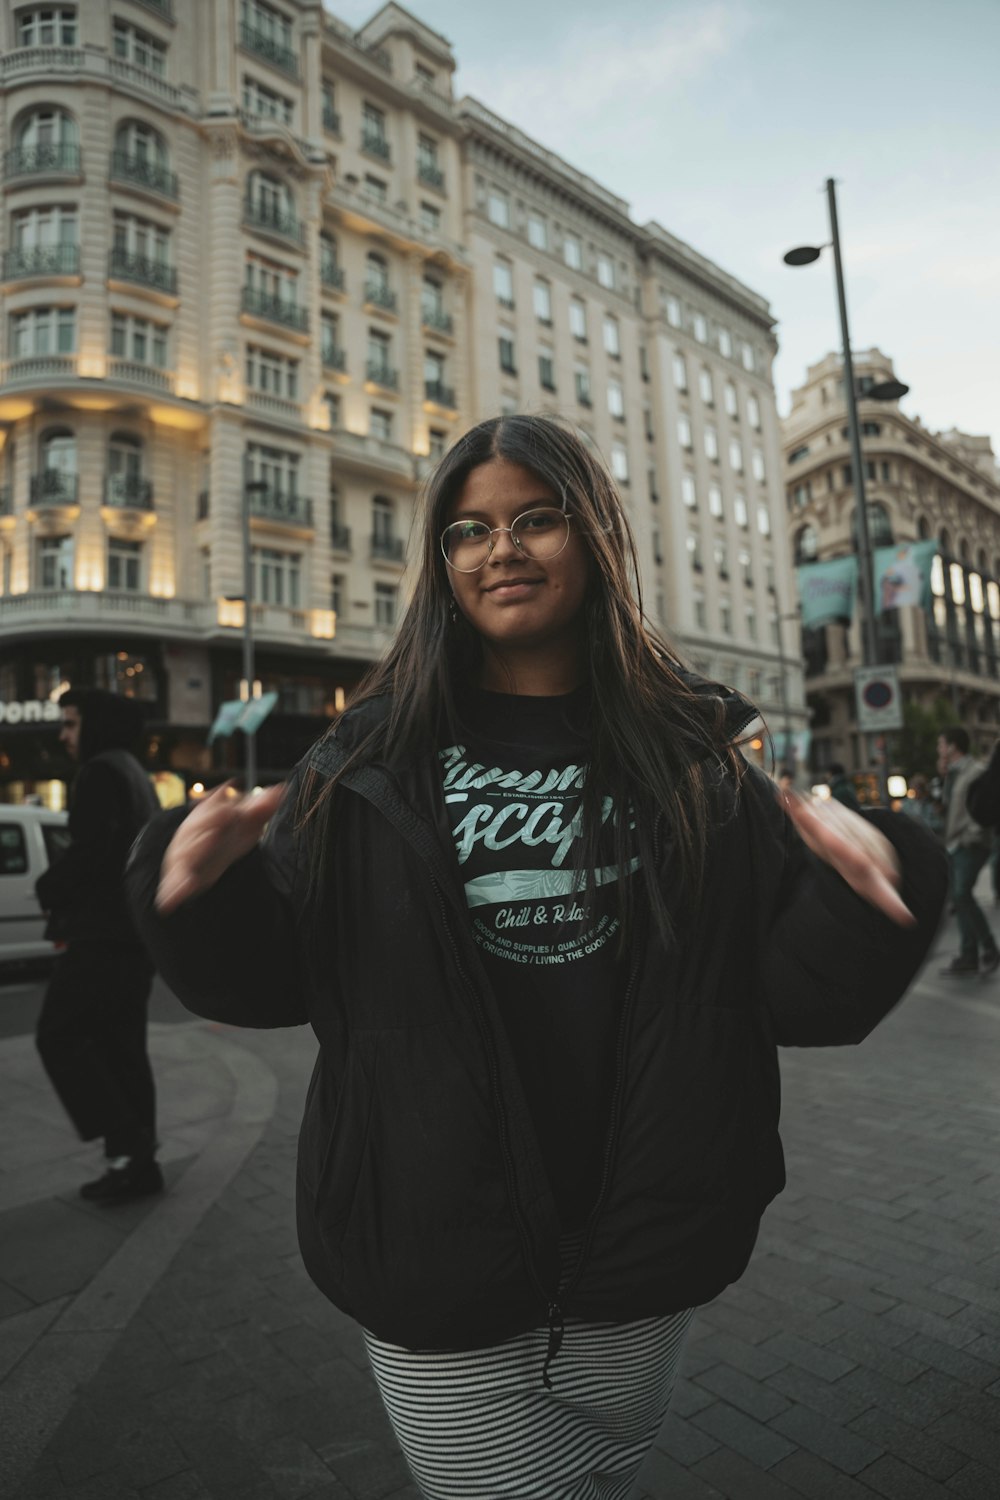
[441,687,638,1227]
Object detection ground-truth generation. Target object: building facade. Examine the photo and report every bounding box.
[782,348,1000,773]
[0,0,803,804]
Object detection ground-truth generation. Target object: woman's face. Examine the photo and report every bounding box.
[445,458,592,658]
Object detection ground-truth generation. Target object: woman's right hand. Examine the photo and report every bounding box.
[155,781,285,915]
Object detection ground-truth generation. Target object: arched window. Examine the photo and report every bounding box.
[12,107,79,172]
[107,432,148,507]
[34,428,77,504]
[852,502,893,548]
[794,524,819,565]
[319,231,341,286]
[917,515,931,540]
[366,251,389,297]
[959,537,971,565]
[245,171,296,234]
[112,119,175,197]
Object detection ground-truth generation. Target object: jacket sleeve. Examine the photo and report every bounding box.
[125,769,310,1029]
[36,760,128,911]
[746,768,949,1046]
[966,741,1000,829]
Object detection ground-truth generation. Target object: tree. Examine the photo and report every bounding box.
[896,696,956,780]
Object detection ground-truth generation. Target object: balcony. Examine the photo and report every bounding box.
[247,487,313,528]
[320,261,345,292]
[2,354,78,386]
[322,106,340,134]
[366,360,398,390]
[364,281,397,313]
[0,486,11,517]
[133,0,173,13]
[417,162,445,191]
[30,471,78,506]
[362,131,391,162]
[105,475,154,509]
[322,344,346,372]
[246,390,302,423]
[239,21,298,77]
[243,198,304,247]
[107,358,175,393]
[424,380,456,409]
[4,141,81,181]
[371,534,405,563]
[241,284,308,332]
[108,246,177,294]
[330,522,351,552]
[0,590,210,640]
[110,150,179,200]
[2,243,79,280]
[422,306,453,335]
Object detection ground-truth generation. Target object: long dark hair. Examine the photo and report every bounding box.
[300,415,745,944]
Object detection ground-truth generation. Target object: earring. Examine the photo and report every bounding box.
[449,599,458,624]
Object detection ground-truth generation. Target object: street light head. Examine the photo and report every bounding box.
[783,245,824,267]
[866,379,909,402]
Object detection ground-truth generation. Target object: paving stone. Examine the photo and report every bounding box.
[768,1403,884,1475]
[825,1330,930,1384]
[848,1407,967,1481]
[641,1445,727,1498]
[653,1411,721,1467]
[693,1447,811,1499]
[690,1400,797,1469]
[898,1332,1000,1390]
[316,1437,411,1500]
[694,1363,791,1423]
[141,1473,214,1500]
[855,1453,954,1498]
[259,1434,337,1499]
[758,1332,857,1382]
[692,1331,790,1381]
[943,1460,1000,1497]
[768,1450,875,1498]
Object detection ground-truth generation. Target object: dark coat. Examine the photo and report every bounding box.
[127,695,947,1354]
[966,741,1000,830]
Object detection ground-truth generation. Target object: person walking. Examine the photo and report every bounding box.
[898,772,944,838]
[128,417,946,1500]
[937,725,998,976]
[826,761,861,811]
[36,688,163,1201]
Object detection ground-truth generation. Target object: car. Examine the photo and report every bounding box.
[0,804,71,968]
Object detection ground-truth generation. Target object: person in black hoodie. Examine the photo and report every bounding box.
[128,417,947,1500]
[36,687,162,1202]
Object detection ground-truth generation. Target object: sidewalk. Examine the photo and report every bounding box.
[2,904,1000,1499]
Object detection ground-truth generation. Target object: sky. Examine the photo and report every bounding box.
[328,0,1000,444]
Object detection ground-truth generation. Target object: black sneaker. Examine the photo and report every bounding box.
[940,957,980,976]
[981,949,1000,976]
[80,1157,164,1204]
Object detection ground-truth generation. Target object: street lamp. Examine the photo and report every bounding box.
[784,178,910,792]
[233,478,268,792]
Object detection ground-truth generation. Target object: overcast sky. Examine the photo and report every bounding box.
[330,0,999,445]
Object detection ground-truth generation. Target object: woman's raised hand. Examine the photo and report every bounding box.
[782,791,916,928]
[155,781,285,915]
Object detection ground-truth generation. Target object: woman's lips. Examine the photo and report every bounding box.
[483,580,542,601]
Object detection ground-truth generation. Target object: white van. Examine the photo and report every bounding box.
[0,805,71,967]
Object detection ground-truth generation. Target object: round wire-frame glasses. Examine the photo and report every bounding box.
[440,505,571,573]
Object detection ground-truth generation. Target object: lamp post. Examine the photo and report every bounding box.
[784,178,909,794]
[240,478,268,792]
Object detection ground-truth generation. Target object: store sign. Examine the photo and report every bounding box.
[0,699,62,725]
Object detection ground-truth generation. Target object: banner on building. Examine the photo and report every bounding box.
[207,700,246,744]
[237,690,279,736]
[873,540,936,615]
[797,556,858,630]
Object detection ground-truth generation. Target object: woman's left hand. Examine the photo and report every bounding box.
[782,792,916,927]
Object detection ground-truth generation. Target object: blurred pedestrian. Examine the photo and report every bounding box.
[36,689,162,1201]
[826,761,861,811]
[776,766,795,795]
[966,741,1000,907]
[128,417,946,1500]
[898,772,944,838]
[937,726,998,976]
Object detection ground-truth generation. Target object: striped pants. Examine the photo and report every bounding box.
[364,1307,694,1500]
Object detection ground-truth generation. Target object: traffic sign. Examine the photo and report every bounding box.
[854,665,903,732]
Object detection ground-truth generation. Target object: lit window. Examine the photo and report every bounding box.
[487,188,510,228]
[752,449,766,482]
[704,426,719,461]
[493,260,514,306]
[718,328,732,358]
[741,340,755,372]
[673,354,687,391]
[677,416,692,450]
[757,504,771,536]
[724,381,738,418]
[533,280,552,322]
[734,493,748,528]
[692,312,707,343]
[664,293,681,327]
[747,394,761,429]
[608,380,624,419]
[610,442,629,482]
[527,213,547,250]
[597,253,614,289]
[563,233,582,270]
[569,298,587,341]
[681,473,697,509]
[708,482,723,518]
[603,315,620,357]
[729,438,744,473]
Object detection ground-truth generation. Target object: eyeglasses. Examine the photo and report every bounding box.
[440,506,571,573]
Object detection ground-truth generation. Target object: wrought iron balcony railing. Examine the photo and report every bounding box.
[243,197,304,245]
[241,284,308,331]
[362,131,391,162]
[422,306,452,334]
[371,535,405,563]
[4,141,80,179]
[320,261,345,291]
[108,247,177,293]
[417,162,445,190]
[366,361,398,389]
[364,281,397,312]
[105,475,154,509]
[424,380,455,408]
[3,243,79,279]
[322,107,340,134]
[239,21,298,76]
[110,150,178,199]
[330,522,351,551]
[247,487,313,526]
[30,470,78,505]
[322,344,347,372]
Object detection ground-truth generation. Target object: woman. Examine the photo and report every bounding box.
[130,416,946,1500]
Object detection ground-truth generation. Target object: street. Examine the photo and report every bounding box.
[2,908,1000,1500]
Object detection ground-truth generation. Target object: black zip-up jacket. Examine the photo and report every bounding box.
[127,689,947,1359]
[966,740,1000,830]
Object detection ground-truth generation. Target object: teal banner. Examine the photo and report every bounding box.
[874,540,937,614]
[207,700,245,745]
[797,556,858,630]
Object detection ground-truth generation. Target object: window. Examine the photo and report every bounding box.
[252,545,301,607]
[692,312,707,343]
[493,260,514,307]
[608,380,624,419]
[424,348,446,396]
[245,250,297,303]
[417,133,439,174]
[538,354,555,392]
[687,533,702,570]
[694,593,707,629]
[110,311,168,366]
[672,354,687,391]
[363,175,386,203]
[245,440,299,498]
[532,279,552,323]
[365,251,391,300]
[698,369,714,406]
[569,297,587,341]
[757,504,771,536]
[362,102,389,156]
[422,276,445,323]
[331,572,345,617]
[724,381,738,418]
[597,253,614,289]
[428,427,447,459]
[372,494,395,547]
[321,77,338,129]
[610,443,629,483]
[487,188,510,228]
[419,200,441,234]
[791,481,812,508]
[14,106,77,154]
[325,390,340,429]
[741,340,755,372]
[747,394,761,429]
[681,473,697,509]
[375,581,398,628]
[112,18,167,76]
[708,481,723,518]
[246,343,299,396]
[734,493,748,528]
[18,7,78,46]
[246,169,295,227]
[498,336,517,375]
[37,535,74,590]
[0,823,28,876]
[527,213,547,250]
[367,327,392,380]
[242,75,293,123]
[370,407,393,441]
[242,0,293,49]
[745,604,757,640]
[663,293,681,327]
[718,328,732,359]
[107,538,142,593]
[414,63,435,87]
[704,426,719,461]
[563,233,582,271]
[729,438,744,472]
[603,315,620,358]
[751,448,766,482]
[112,210,169,266]
[720,599,732,635]
[677,416,692,450]
[739,547,753,586]
[714,539,728,577]
[11,306,76,356]
[574,366,591,406]
[12,204,78,254]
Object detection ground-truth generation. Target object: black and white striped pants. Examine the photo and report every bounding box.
[364,1306,694,1500]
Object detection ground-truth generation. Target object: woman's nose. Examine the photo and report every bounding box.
[489,526,520,560]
